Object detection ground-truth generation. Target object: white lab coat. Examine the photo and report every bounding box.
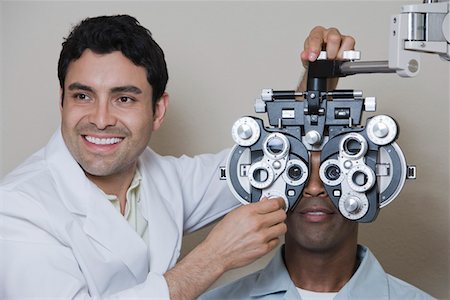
[0,128,240,299]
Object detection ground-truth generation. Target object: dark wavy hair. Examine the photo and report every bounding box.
[58,15,168,109]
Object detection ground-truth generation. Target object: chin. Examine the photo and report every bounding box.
[81,163,116,177]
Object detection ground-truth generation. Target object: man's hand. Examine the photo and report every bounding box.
[203,197,287,270]
[164,197,286,300]
[298,26,356,91]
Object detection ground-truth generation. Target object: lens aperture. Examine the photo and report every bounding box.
[254,168,269,183]
[325,164,341,181]
[344,138,362,156]
[287,165,303,181]
[352,171,368,186]
[266,136,285,155]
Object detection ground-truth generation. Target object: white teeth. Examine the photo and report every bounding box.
[308,212,326,215]
[85,136,123,145]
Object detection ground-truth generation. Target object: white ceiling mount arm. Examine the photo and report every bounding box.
[389,1,450,77]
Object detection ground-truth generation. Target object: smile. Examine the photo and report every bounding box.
[306,211,327,216]
[84,135,123,145]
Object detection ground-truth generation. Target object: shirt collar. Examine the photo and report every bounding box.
[105,169,142,201]
[105,169,142,217]
[126,169,142,201]
[250,245,390,300]
[250,246,298,298]
[336,245,390,300]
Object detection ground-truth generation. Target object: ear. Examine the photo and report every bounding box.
[152,92,169,132]
[59,88,64,113]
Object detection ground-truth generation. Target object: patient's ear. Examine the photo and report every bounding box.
[59,88,64,112]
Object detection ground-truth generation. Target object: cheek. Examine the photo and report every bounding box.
[61,111,75,131]
[61,106,86,127]
[124,113,153,135]
[285,213,301,232]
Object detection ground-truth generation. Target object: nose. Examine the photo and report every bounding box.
[88,100,117,130]
[303,152,327,198]
[303,173,328,197]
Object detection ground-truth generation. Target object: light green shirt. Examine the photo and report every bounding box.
[105,170,148,246]
[200,245,436,300]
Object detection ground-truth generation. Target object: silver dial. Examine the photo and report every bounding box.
[231,117,260,146]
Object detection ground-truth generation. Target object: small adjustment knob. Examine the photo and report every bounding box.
[343,50,361,61]
[304,130,322,145]
[272,160,282,170]
[364,97,376,112]
[254,97,267,113]
[318,51,327,60]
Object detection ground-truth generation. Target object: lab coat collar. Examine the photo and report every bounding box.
[45,128,149,281]
[45,128,90,216]
[137,149,180,273]
[250,245,390,300]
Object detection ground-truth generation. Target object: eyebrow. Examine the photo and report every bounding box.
[67,83,142,95]
[68,82,94,93]
[110,85,142,95]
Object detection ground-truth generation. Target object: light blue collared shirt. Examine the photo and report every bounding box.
[200,245,435,300]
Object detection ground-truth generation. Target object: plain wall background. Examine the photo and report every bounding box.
[1,1,449,298]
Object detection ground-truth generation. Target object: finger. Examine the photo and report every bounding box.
[252,228,284,253]
[258,208,287,228]
[265,222,288,239]
[324,27,342,60]
[336,35,356,59]
[266,237,281,252]
[243,236,281,260]
[254,197,286,213]
[303,26,326,62]
[264,227,286,248]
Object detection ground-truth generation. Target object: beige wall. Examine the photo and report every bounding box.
[1,1,449,298]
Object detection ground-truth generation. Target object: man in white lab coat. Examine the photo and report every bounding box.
[0,15,353,299]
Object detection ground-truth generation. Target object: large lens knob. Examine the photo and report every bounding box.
[338,193,369,220]
[231,117,260,146]
[366,115,397,146]
[343,197,360,213]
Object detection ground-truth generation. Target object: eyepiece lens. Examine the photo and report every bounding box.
[343,138,362,156]
[352,171,368,186]
[325,164,341,181]
[266,136,285,155]
[287,165,303,181]
[254,168,269,183]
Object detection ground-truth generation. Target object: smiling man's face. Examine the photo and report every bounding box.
[60,49,166,179]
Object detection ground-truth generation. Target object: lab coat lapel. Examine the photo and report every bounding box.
[83,186,149,280]
[45,129,149,281]
[139,150,180,273]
